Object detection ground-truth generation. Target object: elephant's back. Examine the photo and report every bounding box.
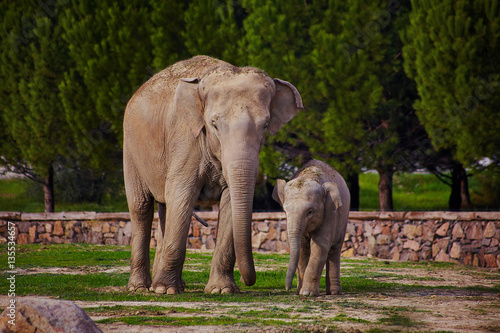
[294,159,340,183]
[125,57,225,129]
[160,55,232,80]
[296,159,351,202]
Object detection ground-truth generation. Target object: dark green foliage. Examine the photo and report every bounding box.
[150,0,189,70]
[305,0,428,211]
[184,0,244,65]
[240,0,315,180]
[0,1,72,211]
[402,0,500,170]
[59,1,155,171]
[0,0,498,211]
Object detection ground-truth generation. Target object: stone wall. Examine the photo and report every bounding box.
[1,211,499,268]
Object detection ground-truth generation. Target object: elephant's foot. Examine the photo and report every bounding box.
[128,285,150,292]
[150,278,185,294]
[150,283,184,294]
[299,283,320,297]
[128,272,152,292]
[150,285,180,294]
[326,286,342,295]
[205,274,239,294]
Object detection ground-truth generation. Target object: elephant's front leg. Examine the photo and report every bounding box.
[300,236,328,296]
[151,182,197,294]
[205,188,240,294]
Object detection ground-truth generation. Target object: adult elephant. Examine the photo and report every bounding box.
[123,56,303,294]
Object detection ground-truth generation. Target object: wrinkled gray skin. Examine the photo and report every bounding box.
[273,160,350,296]
[123,56,303,294]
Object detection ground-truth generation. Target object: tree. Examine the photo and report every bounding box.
[59,1,156,174]
[240,1,428,212]
[239,0,315,208]
[150,0,189,70]
[0,1,71,212]
[402,0,500,210]
[306,0,423,211]
[183,0,245,65]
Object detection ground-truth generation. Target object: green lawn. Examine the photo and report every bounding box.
[0,244,498,332]
[359,172,463,211]
[0,178,128,212]
[0,172,483,212]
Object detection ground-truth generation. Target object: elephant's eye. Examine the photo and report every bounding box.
[306,209,313,218]
[211,120,218,131]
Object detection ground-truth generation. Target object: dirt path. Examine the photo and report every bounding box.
[3,291,498,332]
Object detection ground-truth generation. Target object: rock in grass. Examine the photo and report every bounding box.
[0,297,102,333]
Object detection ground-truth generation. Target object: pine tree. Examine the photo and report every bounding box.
[241,0,426,211]
[402,0,500,209]
[240,0,316,208]
[183,0,244,65]
[306,0,422,211]
[59,1,155,173]
[150,0,189,70]
[0,1,71,212]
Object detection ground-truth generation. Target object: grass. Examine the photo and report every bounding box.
[359,172,466,211]
[1,244,499,332]
[0,178,128,212]
[0,172,486,212]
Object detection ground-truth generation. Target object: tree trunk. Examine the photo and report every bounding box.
[378,169,394,211]
[449,164,462,211]
[347,173,360,211]
[460,168,472,209]
[43,165,55,213]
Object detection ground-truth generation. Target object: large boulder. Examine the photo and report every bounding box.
[0,297,102,333]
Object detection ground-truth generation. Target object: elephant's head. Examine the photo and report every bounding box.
[273,178,343,290]
[174,68,303,286]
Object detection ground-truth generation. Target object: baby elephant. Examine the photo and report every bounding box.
[273,160,350,296]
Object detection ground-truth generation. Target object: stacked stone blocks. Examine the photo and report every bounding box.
[1,211,499,268]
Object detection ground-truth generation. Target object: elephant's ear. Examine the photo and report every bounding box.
[269,79,304,136]
[322,182,343,211]
[272,179,287,207]
[174,78,204,138]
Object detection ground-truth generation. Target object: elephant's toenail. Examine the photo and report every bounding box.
[211,287,221,294]
[155,286,167,294]
[221,287,232,294]
[166,287,177,295]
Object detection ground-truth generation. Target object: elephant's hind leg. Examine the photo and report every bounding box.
[126,185,154,291]
[205,188,240,294]
[326,244,342,295]
[152,202,166,285]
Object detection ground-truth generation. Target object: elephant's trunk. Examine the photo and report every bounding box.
[286,228,301,291]
[227,160,257,286]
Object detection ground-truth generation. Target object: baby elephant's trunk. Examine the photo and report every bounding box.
[286,230,301,290]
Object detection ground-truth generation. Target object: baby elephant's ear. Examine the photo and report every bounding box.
[272,179,287,207]
[322,182,343,210]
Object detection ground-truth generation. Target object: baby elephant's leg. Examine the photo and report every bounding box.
[300,239,328,296]
[297,236,311,294]
[326,244,342,295]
